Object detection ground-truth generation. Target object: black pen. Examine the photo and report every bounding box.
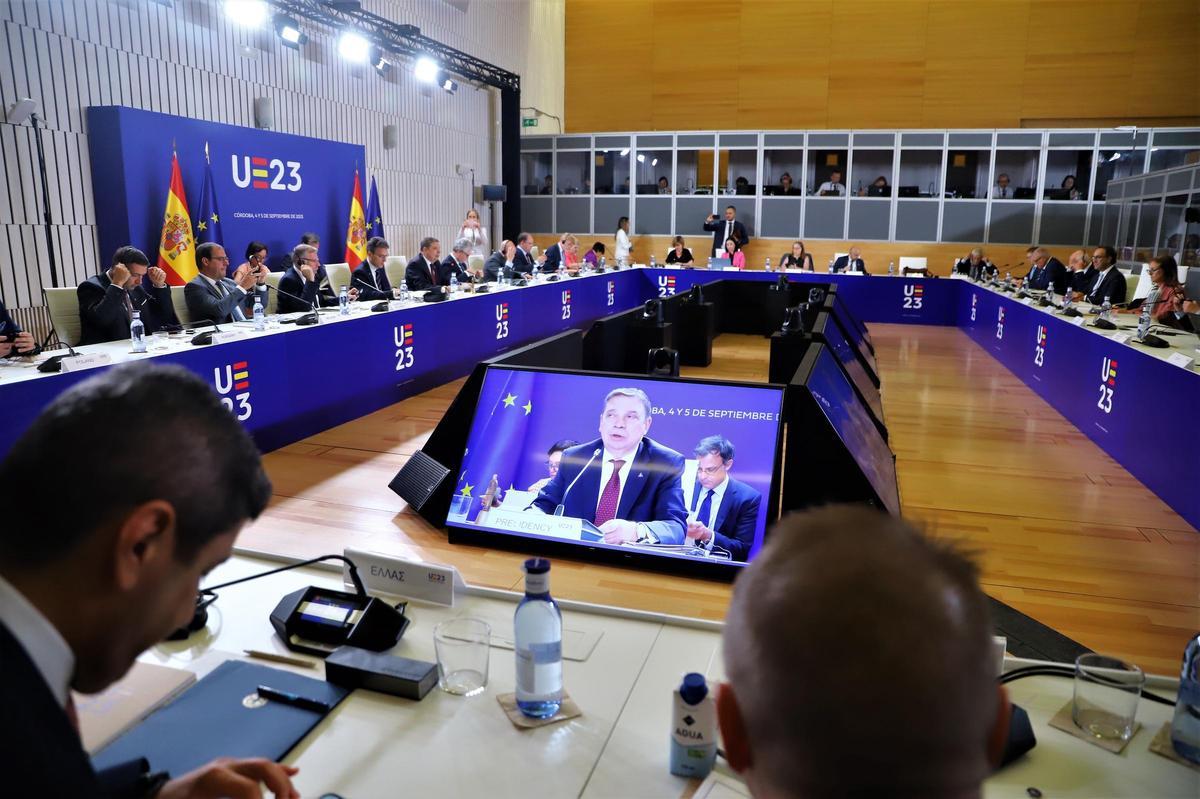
[256,684,332,713]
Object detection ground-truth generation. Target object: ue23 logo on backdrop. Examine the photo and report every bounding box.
[231,154,302,192]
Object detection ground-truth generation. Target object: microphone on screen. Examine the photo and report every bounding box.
[352,277,393,312]
[553,448,602,517]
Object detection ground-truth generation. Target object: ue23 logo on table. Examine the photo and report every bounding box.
[495,302,510,340]
[213,360,252,421]
[902,283,923,310]
[1033,325,1047,367]
[1097,355,1117,414]
[394,323,415,371]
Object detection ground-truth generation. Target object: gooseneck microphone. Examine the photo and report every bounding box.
[554,448,601,516]
[263,280,317,312]
[353,277,393,312]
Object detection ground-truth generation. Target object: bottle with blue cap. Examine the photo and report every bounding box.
[670,672,717,778]
[515,558,562,718]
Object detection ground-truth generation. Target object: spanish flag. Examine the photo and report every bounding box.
[156,150,197,285]
[344,169,368,267]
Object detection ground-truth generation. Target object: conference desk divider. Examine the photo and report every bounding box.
[2,268,1195,530]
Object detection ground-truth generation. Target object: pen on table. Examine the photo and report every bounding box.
[256,684,332,713]
[244,649,317,669]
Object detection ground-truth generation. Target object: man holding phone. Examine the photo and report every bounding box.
[0,298,36,357]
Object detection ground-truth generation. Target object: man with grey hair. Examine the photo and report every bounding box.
[532,387,687,545]
[1066,249,1096,295]
[1021,246,1067,294]
[352,236,394,301]
[277,242,349,313]
[439,237,481,286]
[718,506,1011,798]
[954,248,993,278]
[684,435,761,562]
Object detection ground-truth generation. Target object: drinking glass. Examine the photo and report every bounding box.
[1072,653,1144,741]
[433,618,490,696]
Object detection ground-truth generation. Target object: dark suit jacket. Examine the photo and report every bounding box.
[833,255,868,274]
[955,259,994,277]
[277,265,337,313]
[184,275,266,324]
[1024,258,1068,293]
[1083,268,1127,306]
[483,251,509,282]
[77,274,178,345]
[351,262,392,301]
[0,299,20,342]
[542,243,564,273]
[1070,266,1098,293]
[0,622,157,798]
[703,218,750,256]
[405,255,442,292]
[692,477,760,562]
[532,437,687,545]
[512,247,537,274]
[439,256,472,286]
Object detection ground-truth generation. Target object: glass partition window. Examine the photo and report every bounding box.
[720,150,759,196]
[1094,150,1145,200]
[521,152,553,195]
[808,150,848,195]
[1160,195,1188,259]
[1120,201,1138,254]
[992,151,1040,199]
[763,150,804,195]
[676,150,711,195]
[849,149,894,196]
[593,149,631,195]
[634,150,674,194]
[1136,199,1161,252]
[1044,150,1093,200]
[890,150,938,198]
[1149,148,1199,173]
[944,149,989,199]
[556,151,590,195]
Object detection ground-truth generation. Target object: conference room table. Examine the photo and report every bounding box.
[2,266,1196,528]
[105,553,1197,798]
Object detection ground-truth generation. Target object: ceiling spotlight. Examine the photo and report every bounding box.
[274,15,308,48]
[368,46,391,74]
[619,148,629,157]
[636,154,645,163]
[651,158,658,166]
[440,77,458,94]
[338,30,371,63]
[414,56,440,84]
[224,0,268,28]
[1107,152,1122,162]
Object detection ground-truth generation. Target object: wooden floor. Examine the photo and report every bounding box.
[238,326,1199,674]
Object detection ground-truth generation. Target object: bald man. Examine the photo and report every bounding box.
[718,507,1010,798]
[1066,250,1096,296]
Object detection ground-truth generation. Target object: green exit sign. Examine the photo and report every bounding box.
[522,117,538,128]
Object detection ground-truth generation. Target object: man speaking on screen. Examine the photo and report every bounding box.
[532,387,687,545]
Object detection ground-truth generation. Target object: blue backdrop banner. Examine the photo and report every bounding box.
[87,106,365,271]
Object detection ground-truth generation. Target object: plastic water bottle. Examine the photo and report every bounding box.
[669,673,717,779]
[765,256,771,271]
[253,297,266,330]
[1004,271,1012,287]
[558,262,567,279]
[130,311,146,353]
[338,285,350,316]
[707,256,713,269]
[650,254,657,268]
[1100,299,1112,323]
[1061,290,1072,312]
[449,274,459,294]
[1137,300,1152,339]
[515,558,562,718]
[599,256,606,271]
[828,257,835,273]
[1171,633,1200,764]
[888,260,896,276]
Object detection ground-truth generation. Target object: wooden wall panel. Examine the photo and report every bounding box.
[564,0,1200,132]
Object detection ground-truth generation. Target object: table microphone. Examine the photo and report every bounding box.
[35,339,80,372]
[263,282,319,325]
[352,277,392,312]
[553,448,601,516]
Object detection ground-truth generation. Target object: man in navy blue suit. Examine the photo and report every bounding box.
[1021,247,1068,294]
[532,387,687,545]
[352,236,395,301]
[684,435,762,562]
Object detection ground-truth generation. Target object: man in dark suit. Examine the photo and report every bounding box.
[78,246,179,344]
[0,298,36,357]
[277,243,345,313]
[533,386,687,545]
[352,236,394,301]
[684,436,761,562]
[1081,245,1126,306]
[184,242,268,324]
[484,240,515,282]
[703,206,750,259]
[405,237,444,292]
[439,237,481,287]
[512,232,544,274]
[832,246,868,274]
[1066,249,1096,293]
[0,363,297,798]
[1022,247,1068,294]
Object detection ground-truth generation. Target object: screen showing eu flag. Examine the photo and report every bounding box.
[447,366,785,566]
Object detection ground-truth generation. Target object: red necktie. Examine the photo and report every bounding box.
[594,459,625,526]
[429,260,438,286]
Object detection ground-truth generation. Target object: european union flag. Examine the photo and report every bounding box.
[365,175,384,240]
[196,143,225,271]
[458,369,540,512]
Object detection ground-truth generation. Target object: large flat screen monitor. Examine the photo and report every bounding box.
[445,365,785,577]
[798,344,899,515]
[825,294,877,377]
[811,310,885,433]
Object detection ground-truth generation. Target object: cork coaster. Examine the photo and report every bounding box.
[1048,700,1141,754]
[496,692,582,729]
[1149,723,1200,773]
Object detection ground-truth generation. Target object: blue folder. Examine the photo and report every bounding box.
[92,659,349,776]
